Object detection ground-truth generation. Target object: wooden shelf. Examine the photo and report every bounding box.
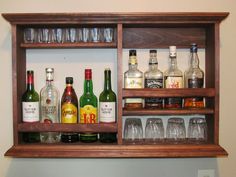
[123,108,214,116]
[5,144,227,158]
[122,88,215,98]
[18,123,117,133]
[21,42,117,49]
[2,12,229,158]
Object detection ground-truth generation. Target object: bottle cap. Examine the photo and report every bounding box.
[150,50,157,54]
[46,68,54,81]
[85,69,92,80]
[169,46,177,57]
[190,43,198,53]
[129,50,136,56]
[66,77,73,84]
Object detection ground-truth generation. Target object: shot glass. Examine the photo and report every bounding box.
[82,28,90,42]
[24,28,35,43]
[69,28,77,43]
[55,28,63,43]
[104,28,114,42]
[37,28,49,43]
[188,117,207,143]
[145,118,164,143]
[90,28,101,42]
[124,118,143,143]
[166,117,186,143]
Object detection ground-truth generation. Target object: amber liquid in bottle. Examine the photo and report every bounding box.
[61,77,79,143]
[184,43,204,108]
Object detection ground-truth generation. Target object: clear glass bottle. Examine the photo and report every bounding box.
[61,77,79,143]
[22,70,40,143]
[99,68,117,143]
[144,50,163,109]
[184,43,204,108]
[124,50,143,109]
[79,69,98,143]
[164,46,183,108]
[40,68,60,143]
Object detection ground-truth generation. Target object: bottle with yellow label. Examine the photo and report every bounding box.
[79,69,98,143]
[61,77,78,143]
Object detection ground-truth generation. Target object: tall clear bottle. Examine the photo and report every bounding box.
[79,69,98,143]
[144,50,163,109]
[61,77,79,143]
[99,68,117,143]
[22,70,40,143]
[164,46,183,108]
[184,43,204,108]
[40,68,60,143]
[124,50,143,109]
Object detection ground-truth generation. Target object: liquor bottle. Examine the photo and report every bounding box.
[144,50,163,109]
[184,43,204,108]
[164,46,183,108]
[99,68,117,143]
[124,50,143,109]
[40,68,60,143]
[79,69,98,143]
[22,70,40,143]
[61,77,78,143]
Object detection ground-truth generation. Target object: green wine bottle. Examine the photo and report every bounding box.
[99,68,117,143]
[22,70,40,143]
[79,69,98,143]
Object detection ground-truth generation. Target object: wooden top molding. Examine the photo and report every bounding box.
[2,12,229,25]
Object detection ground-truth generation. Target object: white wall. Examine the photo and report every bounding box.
[1,0,236,177]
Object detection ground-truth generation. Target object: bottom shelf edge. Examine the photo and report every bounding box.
[5,144,228,158]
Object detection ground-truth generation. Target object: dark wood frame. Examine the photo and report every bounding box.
[2,12,229,158]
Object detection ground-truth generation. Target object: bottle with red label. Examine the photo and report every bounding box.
[61,77,79,143]
[184,43,204,108]
[164,46,183,108]
[22,70,40,143]
[79,69,98,143]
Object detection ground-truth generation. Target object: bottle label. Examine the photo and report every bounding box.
[145,78,163,107]
[125,77,143,104]
[80,105,98,124]
[99,102,115,123]
[61,103,78,123]
[41,105,57,123]
[188,78,203,88]
[165,76,183,88]
[22,102,39,122]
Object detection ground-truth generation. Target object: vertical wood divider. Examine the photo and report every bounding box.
[117,23,123,145]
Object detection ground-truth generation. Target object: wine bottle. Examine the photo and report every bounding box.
[61,77,79,143]
[79,69,98,143]
[99,68,117,143]
[22,70,40,143]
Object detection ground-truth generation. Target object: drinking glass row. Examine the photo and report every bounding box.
[123,117,207,143]
[24,27,114,43]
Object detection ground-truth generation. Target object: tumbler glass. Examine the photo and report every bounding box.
[145,118,164,143]
[90,28,101,42]
[188,117,207,143]
[82,28,90,42]
[24,28,35,43]
[124,118,143,143]
[103,28,113,42]
[166,117,186,143]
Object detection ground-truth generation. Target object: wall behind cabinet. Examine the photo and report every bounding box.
[0,0,236,177]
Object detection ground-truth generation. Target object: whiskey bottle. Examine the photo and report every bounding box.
[184,43,204,108]
[79,69,98,143]
[61,77,79,143]
[22,70,40,143]
[99,68,117,143]
[144,50,163,109]
[164,46,183,108]
[124,50,143,109]
[40,68,60,143]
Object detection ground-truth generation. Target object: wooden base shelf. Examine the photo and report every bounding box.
[18,123,117,133]
[5,144,227,158]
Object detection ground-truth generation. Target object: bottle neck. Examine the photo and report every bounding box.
[170,56,178,70]
[46,80,53,86]
[128,55,138,70]
[65,84,73,95]
[149,54,158,70]
[26,74,35,91]
[190,52,200,69]
[104,70,112,91]
[84,79,93,94]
